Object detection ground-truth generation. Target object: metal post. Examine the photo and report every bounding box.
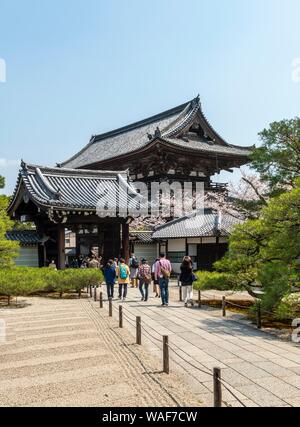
[257,301,262,329]
[213,367,222,407]
[198,290,201,308]
[99,292,103,308]
[222,296,226,317]
[94,286,97,301]
[109,298,113,317]
[163,335,169,374]
[89,285,92,298]
[136,316,141,345]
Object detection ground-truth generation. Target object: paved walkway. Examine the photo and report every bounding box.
[0,296,200,407]
[97,283,300,407]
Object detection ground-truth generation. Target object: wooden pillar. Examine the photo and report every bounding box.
[36,221,47,267]
[103,222,121,263]
[57,224,65,269]
[122,221,130,264]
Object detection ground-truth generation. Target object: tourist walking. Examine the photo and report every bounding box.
[152,258,160,297]
[129,253,139,288]
[116,258,130,301]
[138,258,152,302]
[154,253,172,307]
[179,256,195,307]
[103,259,116,299]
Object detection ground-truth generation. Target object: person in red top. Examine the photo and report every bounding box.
[138,258,151,302]
[154,253,172,307]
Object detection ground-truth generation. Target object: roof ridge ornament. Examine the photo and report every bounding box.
[154,127,161,138]
[192,94,200,107]
[35,167,61,200]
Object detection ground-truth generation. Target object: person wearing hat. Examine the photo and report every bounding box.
[138,258,151,302]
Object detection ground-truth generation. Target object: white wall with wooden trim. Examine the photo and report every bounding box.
[15,247,39,267]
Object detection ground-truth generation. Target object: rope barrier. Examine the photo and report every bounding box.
[98,288,290,407]
[122,310,136,322]
[259,306,291,319]
[167,343,213,377]
[219,378,247,407]
[140,323,164,344]
[225,300,251,309]
[141,324,164,344]
[167,340,212,376]
[122,314,136,328]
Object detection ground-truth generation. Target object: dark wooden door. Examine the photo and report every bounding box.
[197,243,228,271]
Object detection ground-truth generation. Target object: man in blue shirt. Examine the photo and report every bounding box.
[103,259,116,299]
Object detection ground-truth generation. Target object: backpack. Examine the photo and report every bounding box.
[141,266,152,284]
[119,264,128,280]
[130,258,139,269]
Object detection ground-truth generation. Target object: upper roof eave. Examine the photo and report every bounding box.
[60,95,254,169]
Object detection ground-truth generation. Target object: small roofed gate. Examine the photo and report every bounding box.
[7,162,139,268]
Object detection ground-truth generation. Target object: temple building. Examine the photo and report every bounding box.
[7,96,252,269]
[60,95,251,189]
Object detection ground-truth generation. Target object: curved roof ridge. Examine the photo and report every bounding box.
[59,98,195,168]
[35,167,60,199]
[92,99,193,142]
[162,97,200,138]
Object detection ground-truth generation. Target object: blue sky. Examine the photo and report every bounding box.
[0,0,299,194]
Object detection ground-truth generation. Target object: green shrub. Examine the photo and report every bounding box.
[49,268,103,298]
[275,293,300,320]
[257,262,292,312]
[194,270,232,291]
[84,269,103,287]
[0,267,104,303]
[0,267,45,305]
[52,269,75,298]
[73,269,103,297]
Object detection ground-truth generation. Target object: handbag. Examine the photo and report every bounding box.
[159,261,171,279]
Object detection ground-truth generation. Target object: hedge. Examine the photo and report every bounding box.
[0,267,103,304]
[193,270,232,291]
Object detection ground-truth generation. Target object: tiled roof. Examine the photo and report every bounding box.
[130,231,154,244]
[60,96,252,169]
[5,230,40,246]
[164,137,251,157]
[152,209,242,239]
[8,162,140,214]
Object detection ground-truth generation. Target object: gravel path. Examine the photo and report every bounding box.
[0,296,201,407]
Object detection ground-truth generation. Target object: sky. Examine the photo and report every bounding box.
[0,0,299,194]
